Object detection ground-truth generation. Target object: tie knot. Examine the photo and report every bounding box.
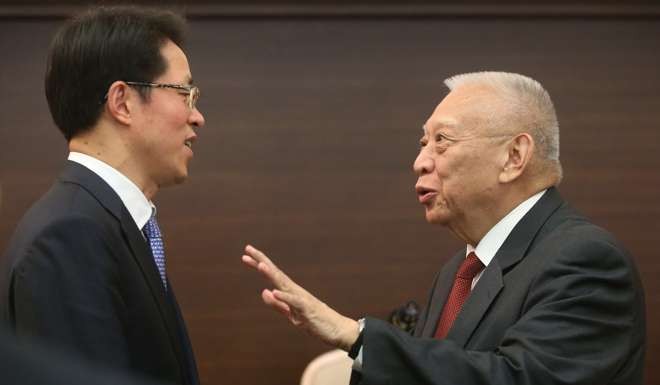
[456,252,484,279]
[143,216,162,239]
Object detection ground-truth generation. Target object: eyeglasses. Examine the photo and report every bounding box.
[125,81,200,110]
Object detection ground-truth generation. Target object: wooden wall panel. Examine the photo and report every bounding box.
[1,15,659,385]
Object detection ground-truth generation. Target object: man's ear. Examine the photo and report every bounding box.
[499,133,534,183]
[104,81,133,125]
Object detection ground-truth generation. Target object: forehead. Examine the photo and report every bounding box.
[156,39,192,83]
[422,117,457,135]
[423,85,500,135]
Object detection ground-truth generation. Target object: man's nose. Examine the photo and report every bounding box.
[190,107,205,128]
[413,150,433,176]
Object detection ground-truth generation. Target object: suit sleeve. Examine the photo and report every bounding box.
[351,233,645,385]
[10,215,130,366]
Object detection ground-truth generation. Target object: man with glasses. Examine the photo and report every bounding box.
[2,6,204,385]
[243,72,646,385]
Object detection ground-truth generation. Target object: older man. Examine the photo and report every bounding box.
[243,72,646,385]
[2,6,204,385]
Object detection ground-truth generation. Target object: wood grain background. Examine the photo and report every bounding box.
[1,3,659,385]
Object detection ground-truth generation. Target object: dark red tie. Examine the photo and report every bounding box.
[434,252,485,339]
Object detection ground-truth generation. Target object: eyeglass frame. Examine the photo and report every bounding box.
[101,81,200,109]
[125,81,200,110]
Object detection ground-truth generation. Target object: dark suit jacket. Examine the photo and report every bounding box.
[0,329,170,385]
[351,187,646,385]
[1,161,199,385]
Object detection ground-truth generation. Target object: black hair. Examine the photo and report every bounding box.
[44,6,186,140]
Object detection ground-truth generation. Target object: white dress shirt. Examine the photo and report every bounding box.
[468,189,546,288]
[353,189,547,369]
[68,152,154,229]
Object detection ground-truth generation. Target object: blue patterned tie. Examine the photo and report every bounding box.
[143,215,167,290]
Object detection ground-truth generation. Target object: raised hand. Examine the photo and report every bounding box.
[241,244,360,351]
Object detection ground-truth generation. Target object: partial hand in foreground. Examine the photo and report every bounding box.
[242,244,360,351]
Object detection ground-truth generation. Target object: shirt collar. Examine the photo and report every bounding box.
[68,152,154,229]
[467,189,547,266]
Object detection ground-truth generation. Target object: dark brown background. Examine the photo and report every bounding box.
[1,2,659,385]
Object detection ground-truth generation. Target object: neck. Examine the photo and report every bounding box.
[69,130,159,200]
[452,183,548,246]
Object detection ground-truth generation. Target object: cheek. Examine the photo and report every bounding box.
[433,154,485,204]
[454,157,500,202]
[433,156,462,191]
[158,118,188,148]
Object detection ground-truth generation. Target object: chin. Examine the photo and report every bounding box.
[161,169,188,187]
[424,208,451,225]
[174,162,190,182]
[173,171,188,185]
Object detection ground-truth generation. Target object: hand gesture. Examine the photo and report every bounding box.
[242,245,359,351]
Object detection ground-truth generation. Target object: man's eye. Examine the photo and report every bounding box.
[435,134,445,142]
[420,140,428,147]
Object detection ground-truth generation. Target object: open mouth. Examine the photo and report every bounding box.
[416,186,437,203]
[184,133,197,151]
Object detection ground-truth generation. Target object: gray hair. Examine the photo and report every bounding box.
[445,71,562,180]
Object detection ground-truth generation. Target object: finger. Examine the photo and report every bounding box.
[255,261,280,284]
[244,256,293,297]
[262,289,291,316]
[273,289,309,310]
[245,245,273,265]
[241,254,259,269]
[246,245,289,281]
[256,258,296,292]
[245,245,303,293]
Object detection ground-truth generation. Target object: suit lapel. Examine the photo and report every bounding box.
[117,203,191,381]
[435,188,566,345]
[60,161,190,376]
[493,187,564,273]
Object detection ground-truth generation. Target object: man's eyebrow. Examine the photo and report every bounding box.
[431,118,458,129]
[422,119,457,135]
